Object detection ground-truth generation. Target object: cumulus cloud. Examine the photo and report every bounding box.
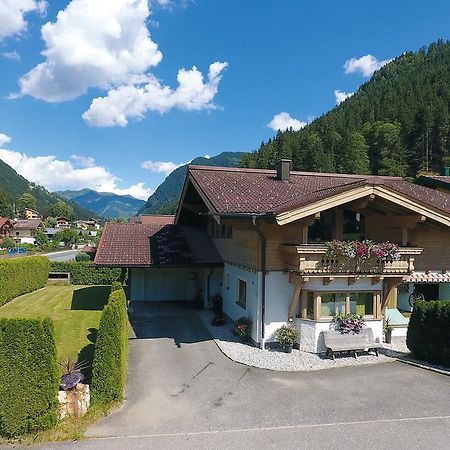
[334,89,353,105]
[0,0,47,40]
[14,0,227,126]
[344,54,391,77]
[0,136,153,200]
[18,0,162,102]
[267,112,306,131]
[141,160,182,175]
[83,62,228,127]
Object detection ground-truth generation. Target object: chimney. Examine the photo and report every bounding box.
[275,159,291,181]
[444,167,450,177]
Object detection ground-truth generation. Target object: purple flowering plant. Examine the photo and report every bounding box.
[333,313,365,334]
[59,357,88,390]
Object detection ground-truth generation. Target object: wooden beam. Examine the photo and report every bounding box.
[323,276,333,285]
[371,276,383,285]
[368,214,426,229]
[348,276,358,285]
[288,284,302,320]
[381,277,406,311]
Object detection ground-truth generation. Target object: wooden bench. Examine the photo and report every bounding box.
[322,328,381,360]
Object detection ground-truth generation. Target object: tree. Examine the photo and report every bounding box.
[49,200,69,218]
[17,193,37,215]
[342,132,370,174]
[44,217,57,228]
[0,190,12,218]
[34,230,49,249]
[54,228,79,246]
[2,236,16,250]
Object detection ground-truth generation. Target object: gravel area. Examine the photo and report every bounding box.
[196,309,450,375]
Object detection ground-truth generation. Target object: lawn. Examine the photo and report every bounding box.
[0,285,110,373]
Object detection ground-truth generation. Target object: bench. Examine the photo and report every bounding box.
[322,328,381,360]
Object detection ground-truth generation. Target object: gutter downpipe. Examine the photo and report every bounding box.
[253,215,267,348]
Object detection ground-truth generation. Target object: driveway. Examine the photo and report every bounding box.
[48,302,450,449]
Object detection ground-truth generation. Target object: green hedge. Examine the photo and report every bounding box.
[0,256,50,307]
[0,318,59,437]
[50,261,121,285]
[407,300,450,367]
[91,288,129,403]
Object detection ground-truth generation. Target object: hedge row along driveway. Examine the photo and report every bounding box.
[50,261,121,285]
[0,256,50,307]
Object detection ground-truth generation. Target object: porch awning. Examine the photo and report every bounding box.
[406,272,450,283]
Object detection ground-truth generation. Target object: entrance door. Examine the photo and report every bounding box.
[414,283,439,301]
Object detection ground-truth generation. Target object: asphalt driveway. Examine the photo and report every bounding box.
[46,302,450,449]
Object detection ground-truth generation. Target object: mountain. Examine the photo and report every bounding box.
[57,189,145,219]
[0,158,98,220]
[138,152,247,215]
[242,40,450,178]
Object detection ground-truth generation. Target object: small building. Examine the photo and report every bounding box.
[13,219,45,244]
[56,216,71,229]
[416,172,450,194]
[24,208,42,220]
[0,217,14,240]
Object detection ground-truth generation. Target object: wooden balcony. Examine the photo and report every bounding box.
[282,244,423,276]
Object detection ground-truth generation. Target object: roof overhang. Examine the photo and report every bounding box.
[275,184,450,227]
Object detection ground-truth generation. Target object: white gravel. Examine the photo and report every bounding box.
[196,310,450,375]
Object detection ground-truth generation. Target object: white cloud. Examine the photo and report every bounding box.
[334,89,353,105]
[0,0,47,40]
[267,112,306,131]
[3,51,21,61]
[141,160,182,175]
[0,136,153,200]
[83,62,228,127]
[0,133,12,147]
[344,54,391,77]
[18,0,162,102]
[70,154,96,168]
[14,0,227,127]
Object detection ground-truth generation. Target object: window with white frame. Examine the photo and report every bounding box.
[237,278,247,309]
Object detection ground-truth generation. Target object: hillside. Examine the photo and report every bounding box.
[138,152,247,215]
[242,40,450,177]
[0,158,98,220]
[57,188,145,219]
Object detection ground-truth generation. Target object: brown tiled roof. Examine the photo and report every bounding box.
[14,219,43,229]
[139,215,175,225]
[422,175,450,184]
[188,166,450,216]
[95,223,221,267]
[0,218,13,228]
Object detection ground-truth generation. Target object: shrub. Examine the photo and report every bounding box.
[276,324,299,346]
[0,256,50,307]
[50,261,121,285]
[407,300,450,367]
[91,288,129,403]
[75,251,91,262]
[234,316,252,338]
[0,318,59,437]
[111,281,123,292]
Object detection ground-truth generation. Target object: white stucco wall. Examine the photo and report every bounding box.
[296,318,383,353]
[264,271,295,342]
[221,263,262,343]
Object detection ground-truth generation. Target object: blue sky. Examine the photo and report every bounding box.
[0,0,450,200]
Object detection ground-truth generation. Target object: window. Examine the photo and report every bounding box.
[237,278,247,309]
[320,293,346,318]
[208,219,232,239]
[343,210,366,241]
[306,291,314,319]
[349,292,374,316]
[308,210,334,243]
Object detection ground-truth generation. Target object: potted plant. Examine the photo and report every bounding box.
[276,324,299,353]
[59,357,88,391]
[211,294,226,326]
[234,316,252,342]
[384,317,393,343]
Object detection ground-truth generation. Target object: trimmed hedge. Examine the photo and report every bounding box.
[111,281,123,292]
[407,300,450,367]
[50,261,121,285]
[91,288,129,403]
[0,256,50,307]
[0,318,59,437]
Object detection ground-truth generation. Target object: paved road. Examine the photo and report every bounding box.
[45,250,78,262]
[41,303,450,450]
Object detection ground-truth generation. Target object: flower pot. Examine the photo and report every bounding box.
[385,330,392,344]
[282,343,293,353]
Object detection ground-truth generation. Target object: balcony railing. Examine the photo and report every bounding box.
[282,244,423,275]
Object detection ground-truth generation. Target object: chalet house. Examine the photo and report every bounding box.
[95,161,450,353]
[13,219,45,244]
[0,218,14,240]
[56,216,71,229]
[416,171,450,194]
[23,208,42,220]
